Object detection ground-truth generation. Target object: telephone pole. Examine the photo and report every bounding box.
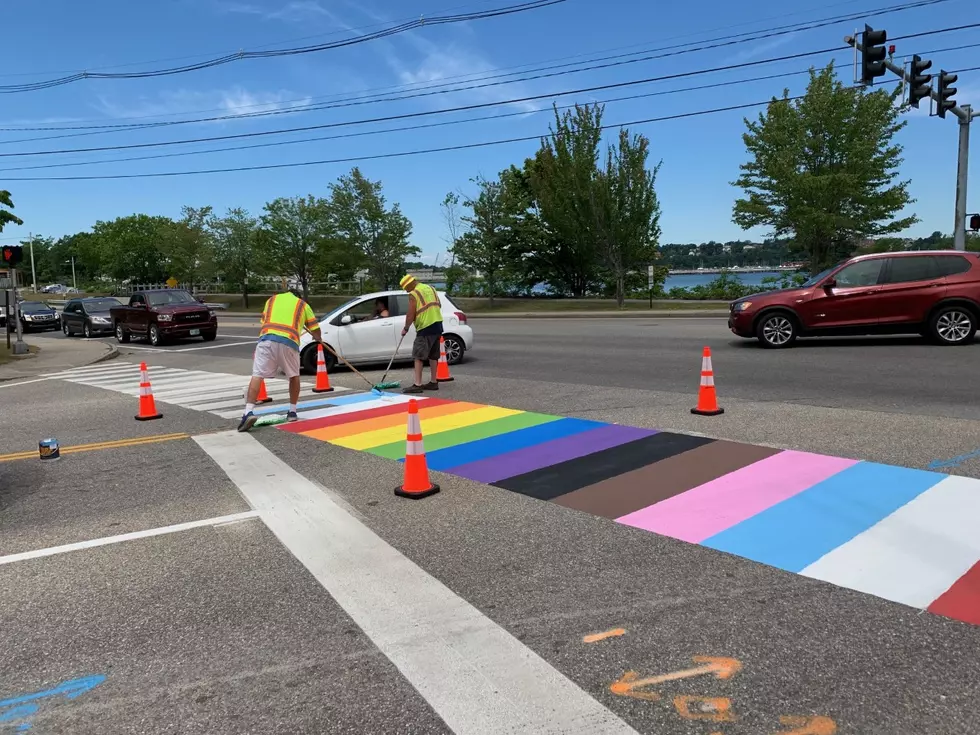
[845,29,978,250]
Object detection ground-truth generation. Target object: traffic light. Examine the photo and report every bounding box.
[908,55,932,108]
[1,245,22,267]
[970,214,980,232]
[937,70,958,118]
[861,25,888,84]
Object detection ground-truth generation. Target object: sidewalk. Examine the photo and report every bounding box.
[0,336,118,382]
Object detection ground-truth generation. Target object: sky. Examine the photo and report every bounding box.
[0,0,977,265]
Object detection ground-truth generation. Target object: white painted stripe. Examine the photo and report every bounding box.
[0,511,260,566]
[46,362,139,378]
[70,369,189,386]
[159,385,251,403]
[801,475,980,609]
[214,388,356,419]
[0,376,55,389]
[78,373,238,393]
[195,433,635,735]
[286,394,419,422]
[151,379,250,398]
[173,340,259,352]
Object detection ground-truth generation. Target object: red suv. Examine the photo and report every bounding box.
[728,250,980,348]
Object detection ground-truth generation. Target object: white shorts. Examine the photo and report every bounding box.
[252,339,300,379]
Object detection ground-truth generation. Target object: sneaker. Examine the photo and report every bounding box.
[402,384,424,394]
[237,412,258,432]
[286,411,299,423]
[422,381,439,391]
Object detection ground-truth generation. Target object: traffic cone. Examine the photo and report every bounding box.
[312,344,334,393]
[435,336,454,382]
[135,362,163,421]
[394,400,440,499]
[255,379,274,404]
[691,346,724,416]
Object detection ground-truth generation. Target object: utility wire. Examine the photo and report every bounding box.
[3,22,976,160]
[0,0,564,94]
[0,0,958,140]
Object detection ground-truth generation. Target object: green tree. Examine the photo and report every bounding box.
[92,214,172,284]
[455,175,511,307]
[732,63,916,270]
[259,195,332,299]
[0,190,23,233]
[210,207,262,308]
[161,205,214,285]
[440,192,465,293]
[328,168,417,290]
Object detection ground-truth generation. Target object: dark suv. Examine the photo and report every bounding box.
[729,250,980,348]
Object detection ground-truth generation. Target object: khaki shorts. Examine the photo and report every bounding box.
[252,339,300,379]
[412,333,442,361]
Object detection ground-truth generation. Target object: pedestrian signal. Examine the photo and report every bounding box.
[1,245,22,266]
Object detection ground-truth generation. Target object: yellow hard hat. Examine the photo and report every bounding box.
[399,274,417,290]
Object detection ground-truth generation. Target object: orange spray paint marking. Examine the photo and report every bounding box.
[776,715,837,734]
[673,695,736,723]
[609,672,661,701]
[582,627,626,644]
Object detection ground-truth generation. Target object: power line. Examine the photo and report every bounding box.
[0,0,958,142]
[3,21,976,159]
[0,97,817,181]
[0,0,565,94]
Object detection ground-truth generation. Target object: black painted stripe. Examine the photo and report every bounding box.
[494,431,716,501]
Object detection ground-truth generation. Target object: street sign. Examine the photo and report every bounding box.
[647,264,654,289]
[165,277,178,288]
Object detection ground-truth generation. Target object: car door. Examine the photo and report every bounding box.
[129,293,149,334]
[797,258,885,329]
[875,255,946,325]
[392,294,415,358]
[63,300,80,332]
[335,298,397,362]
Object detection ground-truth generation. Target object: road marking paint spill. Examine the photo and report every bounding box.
[582,628,626,643]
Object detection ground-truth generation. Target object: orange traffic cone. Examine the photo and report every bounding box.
[691,346,724,416]
[394,399,440,499]
[435,336,454,382]
[255,378,274,404]
[312,344,334,393]
[135,362,163,421]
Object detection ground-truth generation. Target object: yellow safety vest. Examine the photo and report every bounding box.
[259,292,317,348]
[411,283,442,331]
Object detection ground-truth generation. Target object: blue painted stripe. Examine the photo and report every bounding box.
[251,392,376,416]
[425,417,606,470]
[702,461,947,573]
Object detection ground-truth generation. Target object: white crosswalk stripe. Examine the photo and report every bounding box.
[46,362,352,419]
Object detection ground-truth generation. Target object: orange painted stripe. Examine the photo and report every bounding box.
[302,401,482,442]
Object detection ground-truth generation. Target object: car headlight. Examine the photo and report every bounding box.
[733,301,753,312]
[91,316,110,324]
[23,314,33,320]
[158,314,173,322]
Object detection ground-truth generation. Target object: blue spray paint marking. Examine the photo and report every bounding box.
[927,448,980,470]
[0,675,105,732]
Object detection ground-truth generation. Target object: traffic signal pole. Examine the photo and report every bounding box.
[11,267,27,355]
[846,32,978,250]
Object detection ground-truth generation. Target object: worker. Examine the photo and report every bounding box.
[239,288,322,431]
[399,274,443,394]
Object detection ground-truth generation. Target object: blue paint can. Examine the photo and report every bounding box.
[38,438,60,461]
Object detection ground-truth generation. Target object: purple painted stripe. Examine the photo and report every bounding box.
[616,449,857,544]
[449,424,657,484]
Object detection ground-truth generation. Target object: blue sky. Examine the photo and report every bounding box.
[0,0,977,264]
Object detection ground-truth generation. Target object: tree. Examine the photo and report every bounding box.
[440,192,466,293]
[210,207,261,308]
[162,205,214,285]
[328,168,418,290]
[259,195,332,299]
[92,214,172,284]
[0,190,23,233]
[732,63,916,270]
[593,128,662,306]
[455,175,511,307]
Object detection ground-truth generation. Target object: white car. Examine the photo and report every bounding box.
[298,289,474,374]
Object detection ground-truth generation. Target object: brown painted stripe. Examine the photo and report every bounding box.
[552,439,781,519]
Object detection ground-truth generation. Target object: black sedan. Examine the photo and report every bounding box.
[61,297,121,338]
[18,301,60,332]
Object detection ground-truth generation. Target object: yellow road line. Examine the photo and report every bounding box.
[0,433,190,463]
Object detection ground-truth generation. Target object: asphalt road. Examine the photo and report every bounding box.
[4,316,979,733]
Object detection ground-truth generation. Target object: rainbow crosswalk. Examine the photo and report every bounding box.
[281,392,980,627]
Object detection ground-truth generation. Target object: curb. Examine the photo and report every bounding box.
[0,341,119,382]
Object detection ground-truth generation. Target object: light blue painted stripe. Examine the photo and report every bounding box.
[702,461,947,573]
[425,417,606,470]
[251,391,374,416]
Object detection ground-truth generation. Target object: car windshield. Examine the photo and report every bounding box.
[800,263,842,288]
[20,301,50,312]
[146,291,198,306]
[85,298,121,312]
[324,297,361,320]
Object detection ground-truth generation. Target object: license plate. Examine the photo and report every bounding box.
[189,329,200,336]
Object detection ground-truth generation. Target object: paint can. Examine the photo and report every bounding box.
[38,438,60,461]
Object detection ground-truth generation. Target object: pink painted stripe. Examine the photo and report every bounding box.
[616,450,858,544]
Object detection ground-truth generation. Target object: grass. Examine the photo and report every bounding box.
[0,342,39,365]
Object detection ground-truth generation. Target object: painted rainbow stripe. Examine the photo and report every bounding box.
[282,394,980,627]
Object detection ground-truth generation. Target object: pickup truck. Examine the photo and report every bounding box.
[111,289,218,346]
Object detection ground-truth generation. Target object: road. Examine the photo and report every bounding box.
[2,315,979,733]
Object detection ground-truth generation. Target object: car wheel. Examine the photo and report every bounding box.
[202,329,217,342]
[115,323,130,343]
[83,322,92,339]
[442,334,465,364]
[929,305,976,345]
[756,312,798,348]
[148,324,162,346]
[63,321,71,337]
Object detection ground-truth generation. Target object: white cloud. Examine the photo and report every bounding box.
[214,0,339,24]
[725,33,798,64]
[94,87,313,123]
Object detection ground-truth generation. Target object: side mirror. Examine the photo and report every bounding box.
[340,314,353,325]
[823,278,837,290]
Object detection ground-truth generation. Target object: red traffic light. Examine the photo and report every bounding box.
[1,245,22,266]
[970,213,980,232]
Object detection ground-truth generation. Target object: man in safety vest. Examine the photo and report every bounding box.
[239,288,322,432]
[399,274,443,394]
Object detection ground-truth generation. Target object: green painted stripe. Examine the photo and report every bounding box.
[366,411,561,459]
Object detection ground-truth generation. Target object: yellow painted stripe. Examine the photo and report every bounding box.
[332,406,523,450]
[0,433,190,463]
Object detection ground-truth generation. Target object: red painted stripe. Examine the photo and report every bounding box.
[928,560,980,625]
[278,398,453,433]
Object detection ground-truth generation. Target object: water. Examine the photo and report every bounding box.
[663,271,786,291]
